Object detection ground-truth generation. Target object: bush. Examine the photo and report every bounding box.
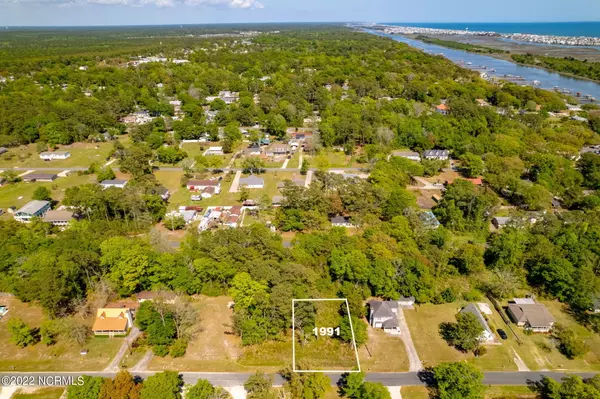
[462,289,482,302]
[553,324,589,359]
[169,339,187,358]
[8,318,38,348]
[153,345,169,357]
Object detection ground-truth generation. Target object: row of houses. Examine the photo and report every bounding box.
[390,149,450,162]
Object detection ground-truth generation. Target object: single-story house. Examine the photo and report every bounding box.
[39,151,71,160]
[157,186,170,201]
[272,196,284,207]
[459,303,495,343]
[330,215,354,228]
[100,179,128,189]
[186,179,221,193]
[244,145,262,156]
[435,104,449,115]
[201,186,217,198]
[423,149,449,161]
[419,211,440,229]
[465,177,483,186]
[492,217,511,229]
[239,175,264,189]
[14,200,51,223]
[42,210,74,227]
[22,173,57,182]
[204,146,224,156]
[264,144,290,157]
[390,151,421,162]
[367,300,400,334]
[91,308,133,337]
[136,291,177,304]
[507,299,556,333]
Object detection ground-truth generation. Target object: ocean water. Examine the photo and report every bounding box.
[384,22,600,38]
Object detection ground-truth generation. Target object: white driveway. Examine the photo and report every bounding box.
[397,309,423,372]
[229,171,242,193]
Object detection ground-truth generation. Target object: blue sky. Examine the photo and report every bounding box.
[1,0,599,26]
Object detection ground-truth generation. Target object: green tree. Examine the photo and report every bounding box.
[553,324,589,359]
[338,372,365,398]
[460,153,485,178]
[157,147,187,165]
[8,318,37,348]
[97,167,116,182]
[164,214,186,231]
[32,186,52,201]
[300,159,309,175]
[186,379,231,399]
[244,372,276,399]
[432,362,485,399]
[439,311,485,353]
[242,157,265,174]
[239,186,250,203]
[339,315,368,347]
[67,375,104,399]
[140,371,182,399]
[359,382,391,399]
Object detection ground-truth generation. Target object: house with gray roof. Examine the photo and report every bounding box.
[22,173,57,182]
[423,149,449,160]
[14,200,51,223]
[389,151,421,162]
[330,215,354,228]
[100,179,128,189]
[459,303,495,343]
[368,300,400,334]
[507,299,556,333]
[239,175,264,189]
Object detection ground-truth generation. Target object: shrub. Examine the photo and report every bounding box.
[169,339,187,358]
[152,345,169,357]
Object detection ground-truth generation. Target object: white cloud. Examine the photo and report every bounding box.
[0,0,262,7]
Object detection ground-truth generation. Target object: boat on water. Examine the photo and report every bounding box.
[466,62,472,65]
[533,80,541,86]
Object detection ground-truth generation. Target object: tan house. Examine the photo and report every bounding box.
[91,308,133,337]
[507,298,555,333]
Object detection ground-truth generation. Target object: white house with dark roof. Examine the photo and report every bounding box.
[423,149,449,160]
[14,200,51,223]
[368,300,400,334]
[331,215,354,228]
[390,151,421,162]
[239,175,264,189]
[100,179,128,189]
[459,303,495,343]
[39,151,71,160]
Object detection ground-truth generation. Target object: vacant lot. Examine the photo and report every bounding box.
[404,302,518,371]
[0,296,123,371]
[149,296,245,372]
[401,386,535,399]
[0,142,113,168]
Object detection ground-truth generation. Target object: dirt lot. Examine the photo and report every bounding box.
[149,295,245,371]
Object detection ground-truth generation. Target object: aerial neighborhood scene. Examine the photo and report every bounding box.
[2,1,600,399]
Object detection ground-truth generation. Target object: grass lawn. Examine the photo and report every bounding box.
[400,386,428,399]
[286,150,301,169]
[404,303,518,371]
[0,296,123,371]
[12,387,65,399]
[304,151,352,169]
[400,386,536,399]
[0,173,96,212]
[119,345,149,370]
[507,301,600,371]
[0,142,113,168]
[360,327,409,372]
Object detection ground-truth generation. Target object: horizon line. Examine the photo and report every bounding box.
[2,20,600,28]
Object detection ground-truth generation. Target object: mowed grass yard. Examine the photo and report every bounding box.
[404,303,518,371]
[400,386,535,399]
[507,301,600,371]
[0,296,123,371]
[0,173,97,212]
[0,142,113,168]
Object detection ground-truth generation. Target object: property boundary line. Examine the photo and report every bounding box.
[292,298,362,373]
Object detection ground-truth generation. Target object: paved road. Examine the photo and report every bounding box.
[0,371,596,387]
[0,167,368,173]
